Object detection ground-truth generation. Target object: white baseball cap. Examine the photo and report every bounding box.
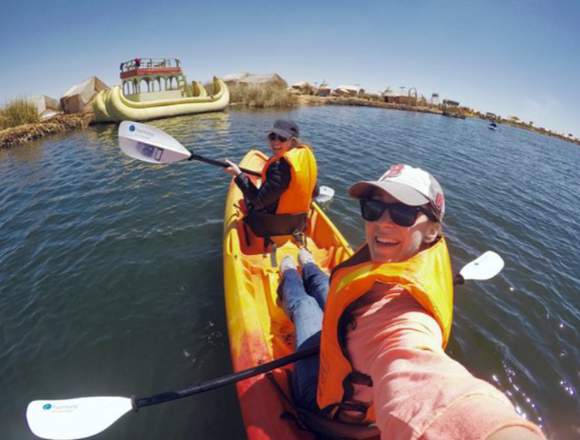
[349,164,445,221]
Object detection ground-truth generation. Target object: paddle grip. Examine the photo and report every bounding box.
[189,153,261,177]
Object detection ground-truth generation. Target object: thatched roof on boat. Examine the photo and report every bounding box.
[224,72,287,88]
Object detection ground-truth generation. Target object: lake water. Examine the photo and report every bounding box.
[1,106,578,439]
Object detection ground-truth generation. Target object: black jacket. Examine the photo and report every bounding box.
[235,157,320,214]
[234,158,291,214]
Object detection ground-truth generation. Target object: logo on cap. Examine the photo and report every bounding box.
[384,164,405,178]
[435,193,444,211]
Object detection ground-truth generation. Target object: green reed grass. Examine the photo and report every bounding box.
[0,99,40,129]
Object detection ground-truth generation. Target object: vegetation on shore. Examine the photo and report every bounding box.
[0,99,40,130]
[227,83,297,108]
[297,94,580,146]
[2,81,577,149]
[0,114,91,150]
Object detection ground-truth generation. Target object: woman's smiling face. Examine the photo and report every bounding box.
[364,191,440,263]
[268,135,292,158]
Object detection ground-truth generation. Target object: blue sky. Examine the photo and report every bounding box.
[1,0,579,135]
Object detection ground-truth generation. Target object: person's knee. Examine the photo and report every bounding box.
[287,295,320,318]
[309,278,329,293]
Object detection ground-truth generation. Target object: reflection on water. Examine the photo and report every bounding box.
[0,135,51,163]
[1,106,579,439]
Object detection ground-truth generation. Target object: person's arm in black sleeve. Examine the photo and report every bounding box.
[243,159,291,211]
[234,173,259,199]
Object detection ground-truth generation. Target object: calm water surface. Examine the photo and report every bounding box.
[1,106,578,439]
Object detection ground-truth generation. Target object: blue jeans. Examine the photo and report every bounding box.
[279,263,329,410]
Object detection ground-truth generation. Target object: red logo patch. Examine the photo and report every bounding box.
[435,193,444,210]
[386,164,405,178]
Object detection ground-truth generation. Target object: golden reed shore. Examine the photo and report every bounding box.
[0,114,92,150]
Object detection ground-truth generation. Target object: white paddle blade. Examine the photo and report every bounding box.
[460,251,504,281]
[118,121,191,164]
[314,185,335,204]
[26,397,132,440]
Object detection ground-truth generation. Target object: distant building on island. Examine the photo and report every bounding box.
[333,85,365,97]
[27,95,62,120]
[442,99,460,107]
[61,76,108,114]
[224,72,287,88]
[441,99,466,118]
[290,81,315,95]
[316,82,332,97]
[383,88,417,105]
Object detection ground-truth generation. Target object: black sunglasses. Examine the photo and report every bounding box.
[268,133,288,142]
[359,199,437,226]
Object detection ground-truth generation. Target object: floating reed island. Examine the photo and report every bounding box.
[2,70,578,149]
[0,113,91,150]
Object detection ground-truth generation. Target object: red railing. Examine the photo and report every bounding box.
[120,58,182,79]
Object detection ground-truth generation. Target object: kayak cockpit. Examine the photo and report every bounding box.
[224,149,356,440]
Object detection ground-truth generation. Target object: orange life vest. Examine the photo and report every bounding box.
[316,237,454,421]
[261,145,317,214]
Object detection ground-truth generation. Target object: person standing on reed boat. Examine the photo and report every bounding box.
[278,164,545,440]
[224,119,318,240]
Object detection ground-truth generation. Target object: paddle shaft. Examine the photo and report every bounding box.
[188,153,261,177]
[133,268,475,409]
[134,345,319,409]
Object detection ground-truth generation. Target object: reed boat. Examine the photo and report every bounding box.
[92,57,229,122]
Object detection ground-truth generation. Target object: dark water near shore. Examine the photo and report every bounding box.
[1,106,578,439]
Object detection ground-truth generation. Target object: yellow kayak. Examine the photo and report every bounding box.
[223,149,353,440]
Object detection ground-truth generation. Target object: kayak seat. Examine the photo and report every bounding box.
[244,212,308,238]
[244,212,308,251]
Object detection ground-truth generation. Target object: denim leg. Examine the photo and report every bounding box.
[292,331,321,411]
[280,269,323,349]
[301,263,330,310]
[279,269,323,411]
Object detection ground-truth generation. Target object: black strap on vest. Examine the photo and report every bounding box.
[337,373,373,422]
[268,368,380,440]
